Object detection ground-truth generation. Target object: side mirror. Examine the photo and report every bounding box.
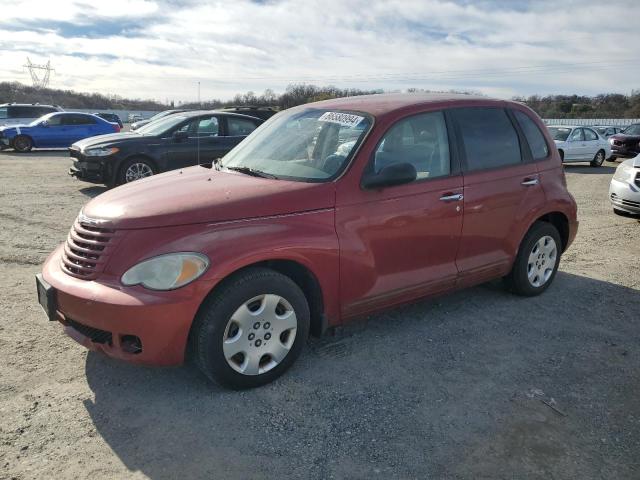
[173,130,188,142]
[361,162,417,190]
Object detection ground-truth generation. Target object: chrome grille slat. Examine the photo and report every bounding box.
[60,217,120,280]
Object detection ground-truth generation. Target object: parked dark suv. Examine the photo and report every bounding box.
[609,123,640,160]
[69,110,263,187]
[40,94,578,389]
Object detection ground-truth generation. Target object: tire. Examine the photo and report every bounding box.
[590,149,605,167]
[12,135,33,153]
[504,221,562,297]
[191,267,310,389]
[116,157,156,185]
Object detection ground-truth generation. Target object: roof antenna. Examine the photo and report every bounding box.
[197,81,201,167]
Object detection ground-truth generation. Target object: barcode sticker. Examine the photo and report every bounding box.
[318,112,364,128]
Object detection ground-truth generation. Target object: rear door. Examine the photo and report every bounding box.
[222,115,261,153]
[582,127,600,159]
[450,107,546,287]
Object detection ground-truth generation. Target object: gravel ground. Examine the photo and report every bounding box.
[0,150,638,480]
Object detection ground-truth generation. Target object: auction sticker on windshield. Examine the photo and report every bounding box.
[318,112,364,128]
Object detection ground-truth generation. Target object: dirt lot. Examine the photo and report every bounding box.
[0,150,638,480]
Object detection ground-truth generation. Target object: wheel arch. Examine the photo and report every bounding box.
[193,258,327,341]
[530,211,570,252]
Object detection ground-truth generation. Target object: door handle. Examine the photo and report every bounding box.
[521,177,539,186]
[439,193,463,202]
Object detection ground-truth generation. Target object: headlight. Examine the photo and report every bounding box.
[84,147,119,157]
[121,253,209,290]
[613,163,636,182]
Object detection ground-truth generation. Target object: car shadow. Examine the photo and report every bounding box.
[563,164,616,174]
[81,271,640,479]
[79,186,109,198]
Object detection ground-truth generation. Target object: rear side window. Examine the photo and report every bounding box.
[584,128,598,141]
[513,110,549,160]
[8,106,39,118]
[452,108,522,171]
[373,111,450,181]
[63,114,96,125]
[227,117,258,136]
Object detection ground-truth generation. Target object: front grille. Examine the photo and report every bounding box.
[60,218,121,280]
[67,318,112,344]
[635,172,640,189]
[611,193,640,208]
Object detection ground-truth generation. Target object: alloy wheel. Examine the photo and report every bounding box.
[125,162,154,182]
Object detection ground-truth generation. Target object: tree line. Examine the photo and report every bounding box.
[2,80,640,118]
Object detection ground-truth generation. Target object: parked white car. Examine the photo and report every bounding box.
[610,155,640,215]
[547,125,611,167]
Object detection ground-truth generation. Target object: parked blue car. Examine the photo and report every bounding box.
[0,112,120,152]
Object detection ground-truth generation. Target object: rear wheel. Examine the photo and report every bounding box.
[116,157,156,185]
[12,135,33,153]
[191,268,310,389]
[504,222,562,296]
[590,149,605,167]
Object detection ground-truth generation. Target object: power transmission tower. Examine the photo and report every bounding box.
[23,58,54,89]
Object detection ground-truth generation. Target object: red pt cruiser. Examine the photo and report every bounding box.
[37,94,578,389]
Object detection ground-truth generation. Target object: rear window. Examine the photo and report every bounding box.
[452,107,522,171]
[513,110,549,160]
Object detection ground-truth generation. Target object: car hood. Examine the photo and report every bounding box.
[610,133,640,142]
[622,154,640,168]
[72,132,145,150]
[82,166,336,229]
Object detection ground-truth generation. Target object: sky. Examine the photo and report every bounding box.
[0,0,639,103]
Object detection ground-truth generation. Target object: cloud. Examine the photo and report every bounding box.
[0,0,638,103]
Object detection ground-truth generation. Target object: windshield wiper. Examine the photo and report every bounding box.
[224,166,279,179]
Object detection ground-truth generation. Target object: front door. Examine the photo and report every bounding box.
[449,107,547,287]
[337,110,464,318]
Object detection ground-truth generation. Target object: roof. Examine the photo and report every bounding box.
[304,93,497,117]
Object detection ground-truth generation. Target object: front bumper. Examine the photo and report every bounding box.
[41,245,205,366]
[610,177,640,214]
[68,148,110,184]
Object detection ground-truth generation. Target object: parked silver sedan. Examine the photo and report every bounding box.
[548,125,612,167]
[610,155,640,215]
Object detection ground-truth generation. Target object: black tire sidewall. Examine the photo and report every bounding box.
[590,150,605,167]
[508,222,562,296]
[193,268,310,389]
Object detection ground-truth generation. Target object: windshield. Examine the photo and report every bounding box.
[147,110,175,122]
[221,108,372,181]
[136,114,188,135]
[622,124,640,136]
[28,112,55,126]
[548,127,571,141]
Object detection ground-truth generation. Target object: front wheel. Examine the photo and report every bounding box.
[116,157,156,186]
[191,268,310,389]
[590,150,605,167]
[12,135,33,152]
[504,222,562,296]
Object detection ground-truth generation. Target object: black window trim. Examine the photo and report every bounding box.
[361,109,461,188]
[508,108,552,163]
[449,106,526,174]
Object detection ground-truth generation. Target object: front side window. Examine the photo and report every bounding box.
[227,117,258,136]
[584,128,598,141]
[373,111,450,181]
[221,108,372,181]
[453,107,521,171]
[46,114,64,126]
[195,116,219,137]
[137,115,189,135]
[513,110,549,160]
[569,128,584,142]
